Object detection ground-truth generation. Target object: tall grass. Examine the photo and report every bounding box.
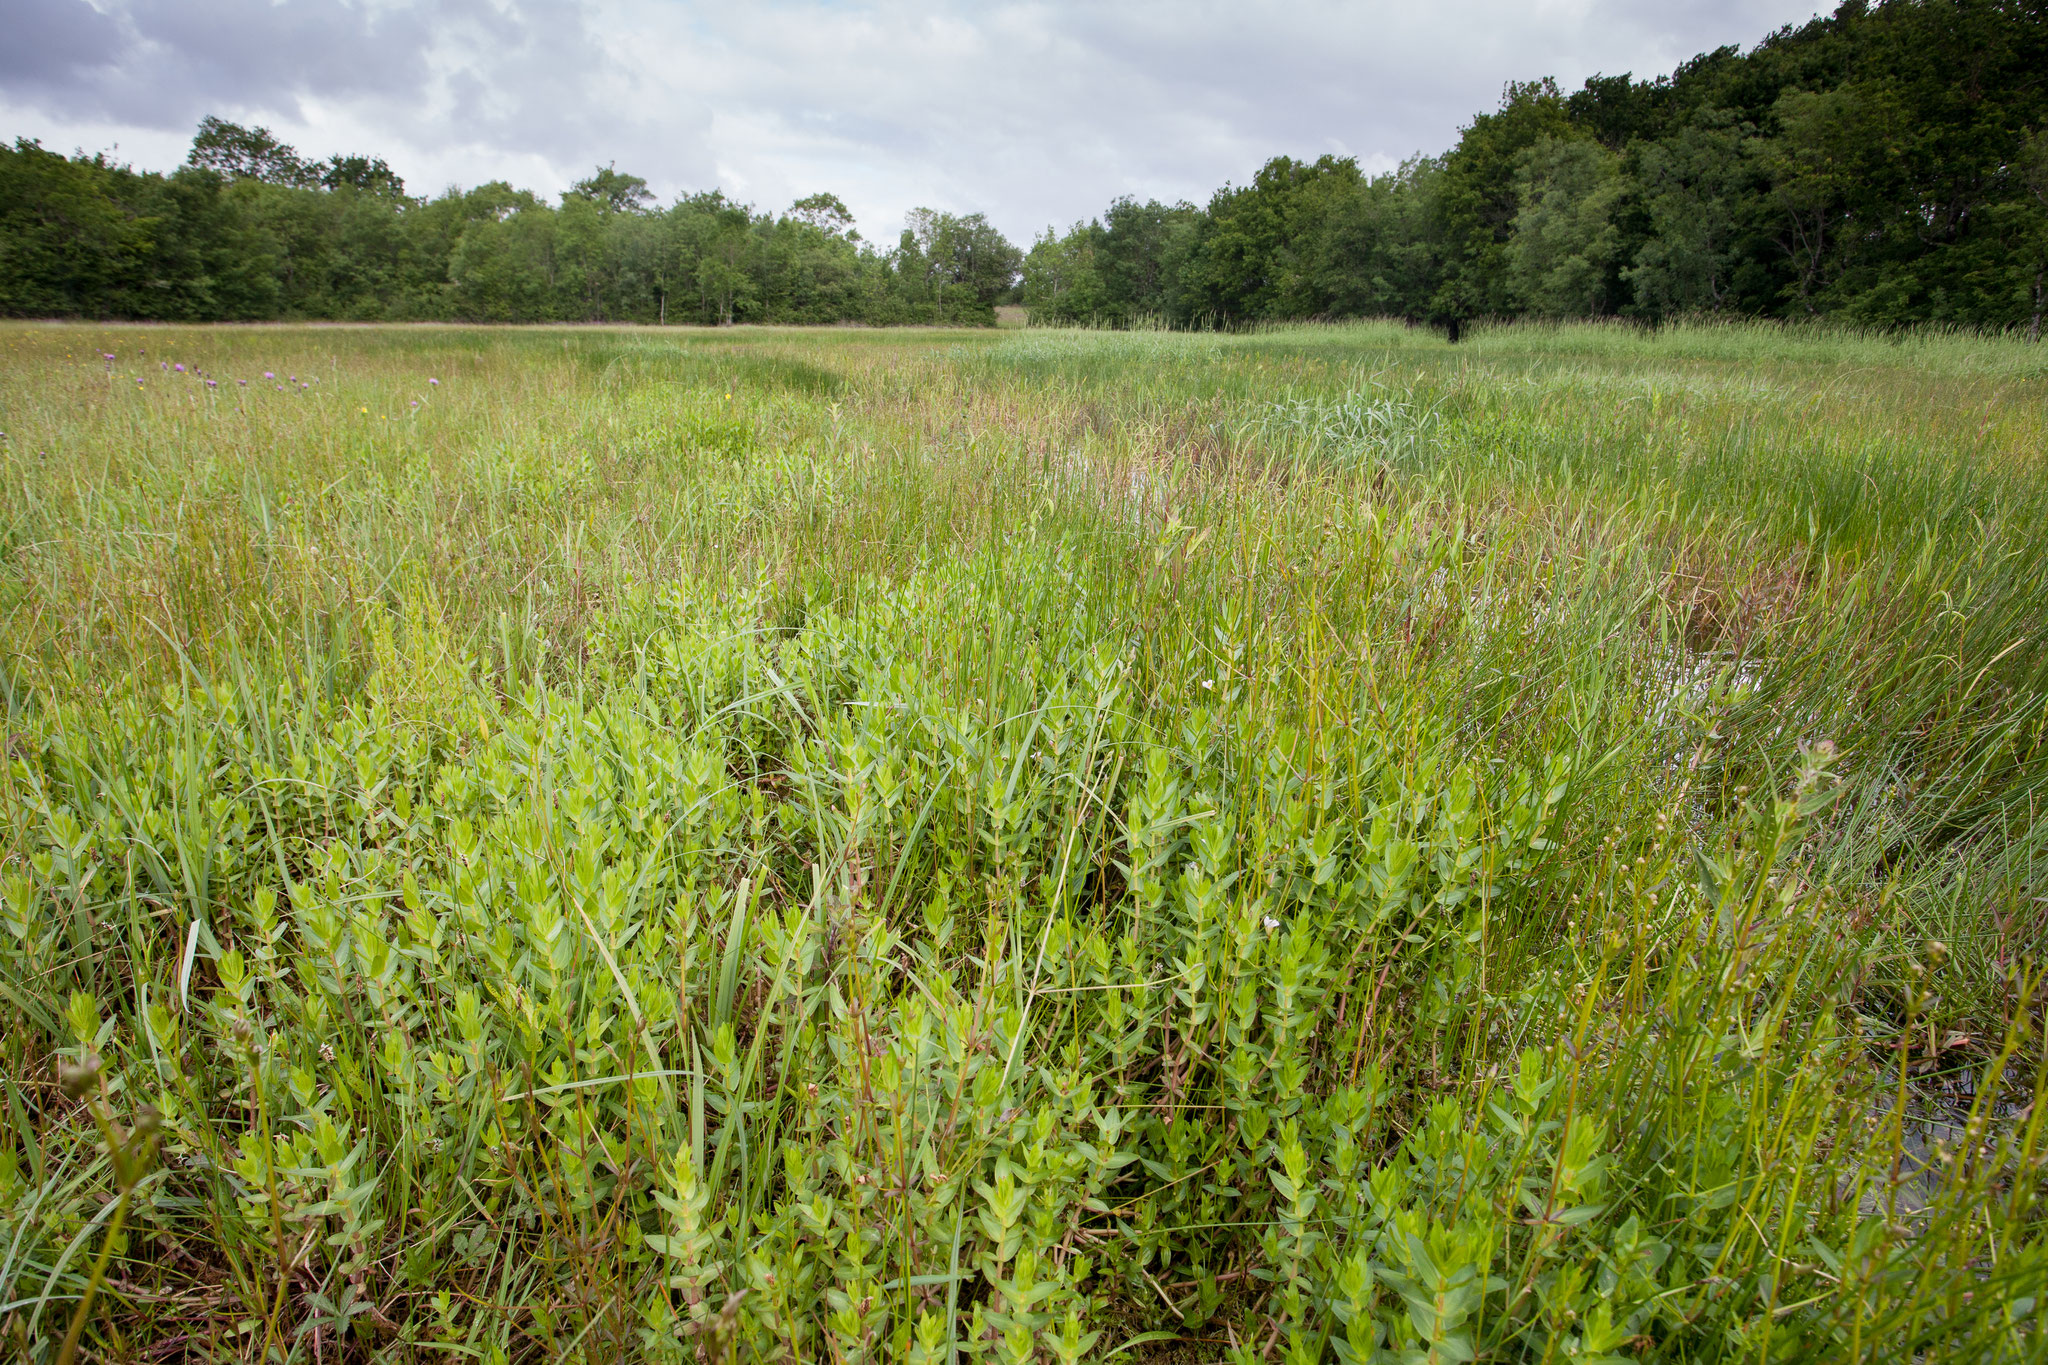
[0,320,2043,1362]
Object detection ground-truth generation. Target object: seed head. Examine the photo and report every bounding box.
[58,1055,102,1101]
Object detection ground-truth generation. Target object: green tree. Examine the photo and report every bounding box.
[789,193,856,237]
[1021,224,1100,322]
[449,201,559,321]
[669,192,757,325]
[1308,158,1446,320]
[568,164,653,214]
[1506,136,1627,316]
[1625,111,1758,317]
[0,141,155,317]
[186,116,316,187]
[1432,79,1575,324]
[1179,155,1365,323]
[898,209,1022,321]
[321,155,406,197]
[1757,88,1873,314]
[2019,129,2048,341]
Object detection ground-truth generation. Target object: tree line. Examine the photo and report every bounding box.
[0,118,1023,326]
[1028,0,2048,336]
[3,0,2044,332]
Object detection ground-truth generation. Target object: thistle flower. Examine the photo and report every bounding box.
[429,377,439,385]
[264,371,274,380]
[174,363,185,373]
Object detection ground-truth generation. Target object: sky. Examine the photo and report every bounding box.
[1,0,1829,246]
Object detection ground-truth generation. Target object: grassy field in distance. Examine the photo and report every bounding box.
[1,317,2045,1361]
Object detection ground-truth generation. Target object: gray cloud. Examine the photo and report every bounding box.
[0,0,434,126]
[0,0,123,83]
[0,0,1824,243]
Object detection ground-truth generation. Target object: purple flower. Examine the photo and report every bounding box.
[206,378,218,388]
[428,377,439,386]
[264,371,274,380]
[276,384,285,390]
[239,379,248,387]
[174,363,185,373]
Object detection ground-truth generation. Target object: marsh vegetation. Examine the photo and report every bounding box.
[0,318,2044,1361]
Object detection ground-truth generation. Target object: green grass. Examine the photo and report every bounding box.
[0,318,2043,1362]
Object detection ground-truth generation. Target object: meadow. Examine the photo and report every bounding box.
[0,316,2044,1362]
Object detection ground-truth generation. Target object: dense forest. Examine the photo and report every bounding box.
[0,122,1024,327]
[3,0,2045,331]
[1031,0,2048,334]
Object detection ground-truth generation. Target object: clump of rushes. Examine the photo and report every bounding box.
[0,319,2044,1360]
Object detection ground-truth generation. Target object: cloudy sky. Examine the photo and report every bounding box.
[3,0,1825,244]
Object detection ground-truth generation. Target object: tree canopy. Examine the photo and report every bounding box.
[1025,0,2048,335]
[0,126,1020,326]
[4,0,2044,331]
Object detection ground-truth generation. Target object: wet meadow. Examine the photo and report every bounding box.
[1,318,2045,1360]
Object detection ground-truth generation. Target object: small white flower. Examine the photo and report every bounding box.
[1263,915,1280,932]
[1201,679,1214,690]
